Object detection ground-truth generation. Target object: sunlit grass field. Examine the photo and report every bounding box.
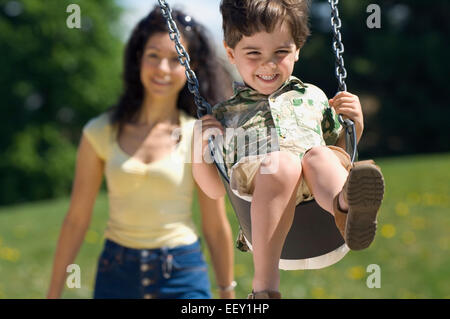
[0,153,449,299]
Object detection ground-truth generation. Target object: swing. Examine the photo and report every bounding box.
[158,0,357,270]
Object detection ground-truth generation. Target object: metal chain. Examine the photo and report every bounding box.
[157,0,212,118]
[329,0,347,92]
[158,0,229,181]
[329,0,357,163]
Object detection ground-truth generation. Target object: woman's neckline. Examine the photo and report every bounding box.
[115,110,187,167]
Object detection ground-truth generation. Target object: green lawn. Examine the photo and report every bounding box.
[0,153,449,299]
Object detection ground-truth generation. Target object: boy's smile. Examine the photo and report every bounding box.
[224,22,300,95]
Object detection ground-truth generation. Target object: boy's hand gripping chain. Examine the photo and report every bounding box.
[329,0,357,163]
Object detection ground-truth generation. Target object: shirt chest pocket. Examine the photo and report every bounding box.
[290,99,322,133]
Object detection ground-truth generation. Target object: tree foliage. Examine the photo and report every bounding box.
[0,0,123,204]
[295,0,450,158]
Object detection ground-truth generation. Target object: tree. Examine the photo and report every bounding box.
[0,0,124,204]
[295,0,450,158]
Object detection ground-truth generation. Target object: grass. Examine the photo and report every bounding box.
[0,153,449,299]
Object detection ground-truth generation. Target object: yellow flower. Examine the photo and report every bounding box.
[401,231,416,246]
[438,237,449,251]
[311,287,326,299]
[422,192,445,207]
[395,202,409,216]
[406,192,421,205]
[399,289,418,299]
[85,230,99,244]
[411,217,426,230]
[234,264,247,277]
[0,246,20,262]
[381,224,396,238]
[347,266,365,280]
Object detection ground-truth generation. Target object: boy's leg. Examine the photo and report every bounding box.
[302,146,384,250]
[250,151,302,293]
[301,146,349,214]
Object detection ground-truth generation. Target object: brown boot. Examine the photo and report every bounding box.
[333,160,385,250]
[247,290,282,299]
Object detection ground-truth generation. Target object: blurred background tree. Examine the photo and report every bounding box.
[0,0,449,205]
[296,0,450,158]
[0,0,123,205]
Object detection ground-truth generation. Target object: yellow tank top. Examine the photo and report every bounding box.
[83,110,198,249]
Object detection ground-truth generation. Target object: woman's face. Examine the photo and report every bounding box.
[140,32,188,100]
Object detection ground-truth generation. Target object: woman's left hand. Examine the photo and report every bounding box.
[329,91,364,140]
[219,290,235,299]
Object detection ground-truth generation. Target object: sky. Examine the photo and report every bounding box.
[118,0,224,47]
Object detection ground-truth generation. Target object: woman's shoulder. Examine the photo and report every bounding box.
[82,110,115,160]
[83,111,114,132]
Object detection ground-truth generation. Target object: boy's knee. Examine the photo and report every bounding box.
[302,146,333,167]
[259,151,301,185]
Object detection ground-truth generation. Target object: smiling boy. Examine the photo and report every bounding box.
[192,0,385,299]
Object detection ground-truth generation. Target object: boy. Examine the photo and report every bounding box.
[192,0,384,299]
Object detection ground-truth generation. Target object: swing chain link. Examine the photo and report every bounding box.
[329,0,347,93]
[158,0,212,118]
[329,0,357,163]
[158,0,228,181]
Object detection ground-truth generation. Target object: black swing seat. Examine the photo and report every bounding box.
[221,174,349,270]
[209,118,356,270]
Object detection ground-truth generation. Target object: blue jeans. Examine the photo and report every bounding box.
[93,239,212,299]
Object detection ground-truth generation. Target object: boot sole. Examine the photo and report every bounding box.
[345,163,385,250]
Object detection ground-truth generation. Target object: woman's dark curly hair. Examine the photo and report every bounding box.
[110,5,231,136]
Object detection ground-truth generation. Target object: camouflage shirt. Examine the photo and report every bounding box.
[212,76,343,178]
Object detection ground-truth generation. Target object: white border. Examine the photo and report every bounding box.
[243,235,350,270]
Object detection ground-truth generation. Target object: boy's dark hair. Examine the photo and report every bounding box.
[220,0,310,48]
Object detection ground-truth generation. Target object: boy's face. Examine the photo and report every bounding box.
[224,22,300,95]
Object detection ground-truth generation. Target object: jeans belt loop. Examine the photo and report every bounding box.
[161,247,173,279]
[116,245,124,265]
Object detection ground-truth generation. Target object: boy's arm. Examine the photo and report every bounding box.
[329,91,364,146]
[191,118,226,200]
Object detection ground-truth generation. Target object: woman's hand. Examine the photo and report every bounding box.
[329,91,364,142]
[219,290,236,299]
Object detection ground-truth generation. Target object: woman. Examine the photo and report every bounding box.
[47,6,235,299]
